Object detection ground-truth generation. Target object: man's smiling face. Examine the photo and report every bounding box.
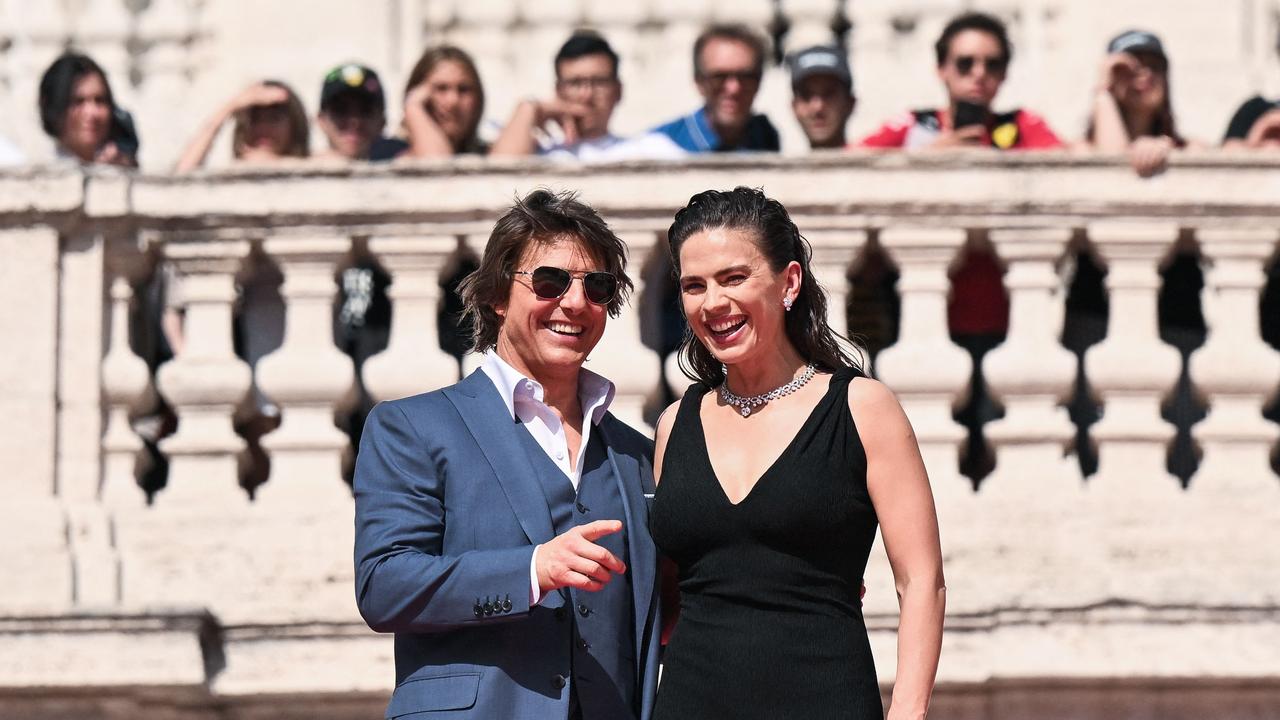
[494,236,610,384]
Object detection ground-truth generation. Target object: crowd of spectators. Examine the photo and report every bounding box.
[4,11,1277,489]
[5,12,1280,176]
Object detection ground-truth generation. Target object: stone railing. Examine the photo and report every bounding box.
[1,155,1278,718]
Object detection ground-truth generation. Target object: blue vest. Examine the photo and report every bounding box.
[515,425,637,719]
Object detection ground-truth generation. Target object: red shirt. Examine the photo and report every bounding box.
[859,108,1063,150]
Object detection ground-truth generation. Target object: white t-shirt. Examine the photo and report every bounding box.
[541,132,688,162]
[0,135,25,167]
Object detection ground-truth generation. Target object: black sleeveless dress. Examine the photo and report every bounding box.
[650,368,883,719]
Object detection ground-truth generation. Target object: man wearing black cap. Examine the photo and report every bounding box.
[316,62,396,161]
[788,45,856,150]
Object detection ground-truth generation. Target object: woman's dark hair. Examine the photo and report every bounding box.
[405,45,485,152]
[667,186,861,387]
[934,12,1012,66]
[555,31,620,78]
[459,189,634,353]
[39,52,115,138]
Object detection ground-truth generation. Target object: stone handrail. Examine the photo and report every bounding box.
[1,154,1278,707]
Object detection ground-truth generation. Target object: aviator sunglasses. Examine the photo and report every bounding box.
[514,266,619,306]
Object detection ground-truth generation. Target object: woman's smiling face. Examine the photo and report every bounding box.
[678,226,800,368]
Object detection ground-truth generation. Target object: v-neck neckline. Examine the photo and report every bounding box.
[695,372,840,507]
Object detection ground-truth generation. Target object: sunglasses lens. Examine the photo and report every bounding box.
[530,266,571,299]
[583,272,618,305]
[988,59,1007,74]
[956,57,974,75]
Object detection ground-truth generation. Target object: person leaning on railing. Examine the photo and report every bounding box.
[173,80,310,172]
[38,51,138,167]
[857,12,1062,151]
[383,45,490,159]
[1083,30,1200,178]
[489,31,686,161]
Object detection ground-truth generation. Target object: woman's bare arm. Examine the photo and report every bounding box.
[850,377,945,720]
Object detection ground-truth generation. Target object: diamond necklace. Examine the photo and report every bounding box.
[717,364,817,417]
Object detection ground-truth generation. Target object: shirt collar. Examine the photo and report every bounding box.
[687,107,719,152]
[480,351,616,426]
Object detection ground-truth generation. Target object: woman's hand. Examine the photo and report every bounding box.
[1127,134,1174,177]
[228,82,289,113]
[1098,52,1139,97]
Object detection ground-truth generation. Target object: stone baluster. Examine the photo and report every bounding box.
[100,247,153,510]
[364,235,462,402]
[1188,228,1280,493]
[589,232,663,430]
[253,236,355,506]
[982,228,1079,492]
[780,0,840,50]
[0,224,72,611]
[807,229,865,338]
[1082,222,1181,495]
[155,236,253,505]
[875,227,971,494]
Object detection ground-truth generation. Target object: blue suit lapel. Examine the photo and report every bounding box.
[598,417,657,671]
[444,370,556,546]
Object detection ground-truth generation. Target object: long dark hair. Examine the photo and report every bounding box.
[38,52,115,138]
[667,186,861,387]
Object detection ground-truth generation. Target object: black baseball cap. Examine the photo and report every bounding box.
[320,63,385,112]
[1107,30,1166,59]
[788,45,853,93]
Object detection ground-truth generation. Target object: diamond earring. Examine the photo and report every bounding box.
[783,296,793,311]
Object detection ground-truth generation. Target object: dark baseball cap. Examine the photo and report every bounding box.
[320,63,385,112]
[788,45,853,93]
[1107,30,1165,59]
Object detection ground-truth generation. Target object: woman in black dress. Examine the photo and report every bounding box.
[650,188,945,719]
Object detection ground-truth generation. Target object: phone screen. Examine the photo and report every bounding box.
[953,101,987,129]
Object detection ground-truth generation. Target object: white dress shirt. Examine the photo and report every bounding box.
[480,351,616,603]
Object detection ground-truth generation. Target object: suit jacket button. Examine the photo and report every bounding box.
[502,597,513,613]
[578,637,590,650]
[483,600,494,615]
[551,674,567,690]
[578,604,590,617]
[473,602,483,618]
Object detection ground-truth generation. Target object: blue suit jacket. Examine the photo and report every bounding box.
[353,369,660,719]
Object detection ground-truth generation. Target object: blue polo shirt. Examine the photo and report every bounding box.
[651,107,780,153]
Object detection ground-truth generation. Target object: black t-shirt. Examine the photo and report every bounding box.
[1223,95,1280,141]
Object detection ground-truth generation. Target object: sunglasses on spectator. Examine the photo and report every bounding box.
[514,266,619,305]
[698,70,762,89]
[557,76,618,93]
[953,55,1008,76]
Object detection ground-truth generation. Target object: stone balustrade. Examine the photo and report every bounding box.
[0,154,1278,717]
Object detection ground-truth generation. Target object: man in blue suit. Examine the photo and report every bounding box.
[354,189,659,720]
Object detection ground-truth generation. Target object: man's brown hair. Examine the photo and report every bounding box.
[693,23,768,78]
[458,189,634,353]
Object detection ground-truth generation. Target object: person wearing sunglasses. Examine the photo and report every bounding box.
[649,23,781,153]
[859,11,1062,151]
[354,189,662,720]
